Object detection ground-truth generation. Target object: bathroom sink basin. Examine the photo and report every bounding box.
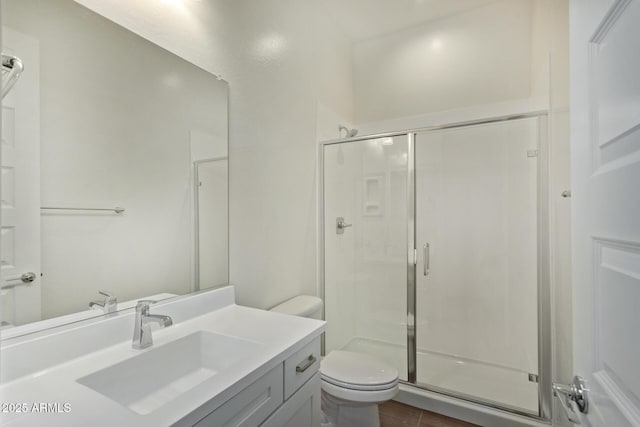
[77,331,261,415]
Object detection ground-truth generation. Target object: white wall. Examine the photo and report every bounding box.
[353,0,534,124]
[74,0,354,309]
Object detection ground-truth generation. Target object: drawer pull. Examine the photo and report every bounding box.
[295,355,317,374]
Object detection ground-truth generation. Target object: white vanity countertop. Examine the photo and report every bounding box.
[0,289,325,426]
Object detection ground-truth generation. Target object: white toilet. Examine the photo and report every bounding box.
[270,296,399,427]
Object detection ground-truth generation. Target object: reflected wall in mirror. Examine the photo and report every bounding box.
[0,0,228,336]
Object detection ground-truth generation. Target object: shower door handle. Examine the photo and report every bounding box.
[423,243,430,276]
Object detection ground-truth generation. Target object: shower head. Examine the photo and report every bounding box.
[338,125,358,138]
[2,54,24,99]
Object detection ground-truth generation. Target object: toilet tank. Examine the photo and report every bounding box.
[270,295,323,319]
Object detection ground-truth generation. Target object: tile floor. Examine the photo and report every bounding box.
[379,400,480,427]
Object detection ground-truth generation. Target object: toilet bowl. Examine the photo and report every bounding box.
[270,296,399,427]
[320,349,399,427]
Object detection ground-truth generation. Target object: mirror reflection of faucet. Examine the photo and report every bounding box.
[132,300,173,350]
[89,291,117,314]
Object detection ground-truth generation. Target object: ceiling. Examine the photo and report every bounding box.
[320,0,499,42]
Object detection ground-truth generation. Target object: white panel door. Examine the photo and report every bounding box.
[571,0,640,425]
[1,27,40,326]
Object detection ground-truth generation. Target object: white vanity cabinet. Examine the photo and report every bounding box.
[190,365,284,427]
[263,337,321,427]
[183,336,322,427]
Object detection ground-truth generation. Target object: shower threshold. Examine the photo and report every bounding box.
[342,337,539,415]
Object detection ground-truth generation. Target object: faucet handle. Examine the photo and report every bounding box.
[99,291,117,303]
[135,299,157,314]
[137,299,157,306]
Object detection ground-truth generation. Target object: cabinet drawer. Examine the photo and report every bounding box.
[283,337,321,400]
[262,372,320,427]
[194,364,284,427]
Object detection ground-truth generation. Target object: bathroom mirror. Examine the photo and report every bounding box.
[0,0,228,337]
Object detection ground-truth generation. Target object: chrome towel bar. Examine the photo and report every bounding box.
[41,206,125,214]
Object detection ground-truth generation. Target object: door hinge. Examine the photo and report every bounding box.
[413,249,417,265]
[527,149,538,157]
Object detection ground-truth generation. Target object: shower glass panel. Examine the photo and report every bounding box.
[414,118,540,414]
[323,135,410,381]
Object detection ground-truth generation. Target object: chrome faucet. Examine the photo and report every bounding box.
[132,300,173,350]
[89,291,117,314]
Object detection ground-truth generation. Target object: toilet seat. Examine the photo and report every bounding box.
[321,350,398,388]
[321,374,398,391]
[320,350,399,403]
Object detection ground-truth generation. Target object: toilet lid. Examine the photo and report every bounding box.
[321,350,398,391]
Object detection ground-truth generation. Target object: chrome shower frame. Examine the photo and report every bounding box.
[318,111,552,422]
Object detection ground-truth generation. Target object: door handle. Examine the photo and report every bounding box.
[2,272,37,289]
[336,217,352,235]
[5,272,36,283]
[423,243,430,276]
[553,376,588,424]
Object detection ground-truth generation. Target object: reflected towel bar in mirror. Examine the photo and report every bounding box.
[41,206,125,214]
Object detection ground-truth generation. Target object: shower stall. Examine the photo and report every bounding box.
[320,113,551,421]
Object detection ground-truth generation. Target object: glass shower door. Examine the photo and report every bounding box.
[414,118,541,414]
[323,135,410,381]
